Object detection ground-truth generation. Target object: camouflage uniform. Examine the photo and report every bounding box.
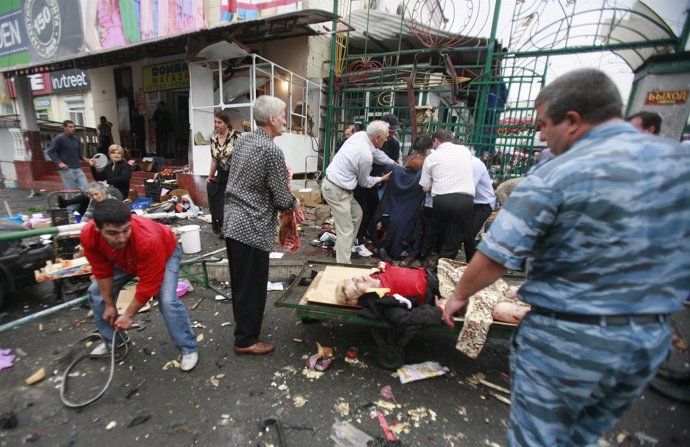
[479,122,690,446]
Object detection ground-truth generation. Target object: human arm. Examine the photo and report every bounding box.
[114,300,147,331]
[208,158,218,182]
[90,164,107,180]
[442,252,507,328]
[96,277,118,325]
[355,151,389,188]
[371,147,396,165]
[46,137,67,169]
[266,147,297,212]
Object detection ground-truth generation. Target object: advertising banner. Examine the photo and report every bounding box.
[142,61,189,92]
[1,0,305,72]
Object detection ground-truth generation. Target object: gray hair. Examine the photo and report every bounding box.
[253,96,286,126]
[366,120,389,139]
[535,69,622,125]
[87,182,107,193]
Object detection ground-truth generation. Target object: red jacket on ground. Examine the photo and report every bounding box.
[81,215,177,303]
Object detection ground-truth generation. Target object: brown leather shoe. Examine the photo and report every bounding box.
[233,341,275,355]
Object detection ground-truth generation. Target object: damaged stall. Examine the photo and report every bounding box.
[188,42,322,178]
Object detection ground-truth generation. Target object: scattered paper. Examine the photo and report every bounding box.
[397,361,449,384]
[266,282,284,291]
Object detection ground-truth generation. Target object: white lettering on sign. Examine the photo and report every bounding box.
[52,72,88,90]
[0,19,21,49]
[28,73,44,90]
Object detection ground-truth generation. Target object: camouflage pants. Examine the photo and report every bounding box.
[508,313,670,446]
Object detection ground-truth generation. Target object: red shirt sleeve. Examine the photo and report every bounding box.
[130,217,177,303]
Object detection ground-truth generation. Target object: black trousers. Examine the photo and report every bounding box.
[207,167,229,234]
[226,238,269,348]
[421,193,474,260]
[462,203,493,262]
[354,186,379,243]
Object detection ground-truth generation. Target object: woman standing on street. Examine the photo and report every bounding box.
[207,111,239,236]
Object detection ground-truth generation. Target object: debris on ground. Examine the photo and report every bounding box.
[127,413,151,428]
[397,361,449,384]
[25,367,46,385]
[0,349,15,371]
[293,395,308,407]
[105,421,117,430]
[162,360,180,370]
[379,385,397,403]
[210,373,224,387]
[334,399,350,417]
[306,342,334,371]
[330,419,374,446]
[0,411,18,429]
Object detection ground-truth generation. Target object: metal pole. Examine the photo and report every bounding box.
[323,0,339,168]
[0,295,88,333]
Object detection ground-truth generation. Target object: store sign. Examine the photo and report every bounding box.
[34,96,50,108]
[645,90,688,105]
[50,68,89,92]
[142,61,189,92]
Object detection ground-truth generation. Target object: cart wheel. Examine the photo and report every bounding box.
[377,344,405,370]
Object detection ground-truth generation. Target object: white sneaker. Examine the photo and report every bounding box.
[180,351,198,372]
[89,336,129,357]
[353,244,373,257]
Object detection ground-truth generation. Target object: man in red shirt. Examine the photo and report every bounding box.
[81,199,199,371]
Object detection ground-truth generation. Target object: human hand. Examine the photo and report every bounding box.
[379,172,392,184]
[207,176,215,183]
[57,162,68,170]
[114,314,133,331]
[377,261,386,272]
[103,303,118,326]
[442,293,469,329]
[88,158,96,166]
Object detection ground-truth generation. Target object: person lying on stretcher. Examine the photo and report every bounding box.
[335,259,530,358]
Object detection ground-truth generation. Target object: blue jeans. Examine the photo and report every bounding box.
[88,246,198,354]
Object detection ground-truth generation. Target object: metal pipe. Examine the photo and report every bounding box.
[0,295,88,333]
[0,223,85,242]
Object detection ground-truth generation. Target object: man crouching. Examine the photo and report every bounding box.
[80,199,199,371]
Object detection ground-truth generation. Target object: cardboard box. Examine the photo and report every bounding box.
[292,188,322,205]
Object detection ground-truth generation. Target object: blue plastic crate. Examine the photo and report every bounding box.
[130,198,153,210]
[2,215,24,224]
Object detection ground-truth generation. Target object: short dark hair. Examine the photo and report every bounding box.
[432,129,453,143]
[92,199,131,229]
[535,69,623,125]
[413,135,433,152]
[63,120,74,127]
[626,111,662,135]
[214,111,232,129]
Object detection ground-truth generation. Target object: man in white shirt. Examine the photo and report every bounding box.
[419,129,475,266]
[462,156,497,261]
[322,121,392,263]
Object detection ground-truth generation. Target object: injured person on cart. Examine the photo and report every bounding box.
[335,258,530,358]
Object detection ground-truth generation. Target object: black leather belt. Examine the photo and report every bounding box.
[531,307,666,325]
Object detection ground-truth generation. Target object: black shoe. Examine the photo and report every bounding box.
[57,196,68,209]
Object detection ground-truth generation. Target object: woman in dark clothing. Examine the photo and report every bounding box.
[97,116,113,155]
[89,144,131,200]
[207,111,239,236]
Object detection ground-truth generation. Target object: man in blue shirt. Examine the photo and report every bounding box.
[443,69,690,446]
[46,120,90,211]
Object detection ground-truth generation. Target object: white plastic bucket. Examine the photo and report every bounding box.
[179,225,201,254]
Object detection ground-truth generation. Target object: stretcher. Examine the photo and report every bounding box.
[275,260,520,370]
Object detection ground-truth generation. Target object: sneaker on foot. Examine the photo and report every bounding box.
[89,335,129,357]
[353,244,373,257]
[180,351,199,371]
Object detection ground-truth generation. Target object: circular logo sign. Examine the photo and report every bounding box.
[24,0,62,59]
